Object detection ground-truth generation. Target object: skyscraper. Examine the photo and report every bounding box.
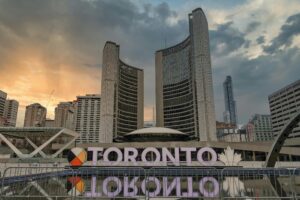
[155,8,217,141]
[74,94,101,143]
[223,76,237,125]
[3,99,19,127]
[0,90,7,118]
[54,101,75,130]
[0,91,19,127]
[24,103,47,127]
[100,41,144,143]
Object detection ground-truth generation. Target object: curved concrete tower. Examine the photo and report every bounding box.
[100,41,144,143]
[156,8,217,141]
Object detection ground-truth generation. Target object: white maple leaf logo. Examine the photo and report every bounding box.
[223,177,245,197]
[218,146,242,166]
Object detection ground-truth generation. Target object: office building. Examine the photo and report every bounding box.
[100,41,144,143]
[269,79,300,142]
[246,114,273,141]
[3,99,19,127]
[0,116,4,126]
[45,119,55,127]
[75,94,101,143]
[0,90,7,117]
[216,121,246,142]
[24,103,47,127]
[54,102,75,129]
[155,8,217,141]
[223,76,237,125]
[0,91,19,127]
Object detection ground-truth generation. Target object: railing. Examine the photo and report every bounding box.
[0,166,299,199]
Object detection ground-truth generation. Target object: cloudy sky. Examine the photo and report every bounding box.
[1,0,300,126]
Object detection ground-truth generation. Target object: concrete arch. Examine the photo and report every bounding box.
[265,109,300,167]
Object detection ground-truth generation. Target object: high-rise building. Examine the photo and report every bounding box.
[0,116,4,126]
[100,41,144,143]
[75,94,101,143]
[54,102,75,129]
[0,91,19,127]
[24,103,47,127]
[246,114,273,141]
[155,8,217,141]
[268,79,300,142]
[3,99,19,127]
[223,76,237,125]
[0,90,7,117]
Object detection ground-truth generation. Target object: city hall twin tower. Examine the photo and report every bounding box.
[100,8,216,143]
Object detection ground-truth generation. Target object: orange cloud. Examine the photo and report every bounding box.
[1,47,101,126]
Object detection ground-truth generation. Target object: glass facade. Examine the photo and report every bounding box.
[223,76,237,125]
[156,8,217,141]
[161,38,198,136]
[116,63,139,137]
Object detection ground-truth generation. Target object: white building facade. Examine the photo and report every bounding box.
[246,114,273,141]
[0,90,7,118]
[74,94,101,143]
[3,100,19,127]
[269,79,300,142]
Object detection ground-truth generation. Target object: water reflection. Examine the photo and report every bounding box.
[1,173,299,199]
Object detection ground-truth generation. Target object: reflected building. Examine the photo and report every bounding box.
[155,8,217,141]
[100,41,144,143]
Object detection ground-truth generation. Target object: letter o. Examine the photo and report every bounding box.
[141,147,161,165]
[197,147,217,166]
[141,177,161,197]
[199,177,219,197]
[103,147,123,165]
[103,177,122,197]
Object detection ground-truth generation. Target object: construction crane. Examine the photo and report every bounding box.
[35,90,55,127]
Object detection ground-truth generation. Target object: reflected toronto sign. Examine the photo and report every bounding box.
[68,146,219,166]
[67,176,220,198]
[84,176,219,198]
[67,146,222,198]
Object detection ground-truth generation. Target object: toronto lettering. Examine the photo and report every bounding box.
[87,147,217,166]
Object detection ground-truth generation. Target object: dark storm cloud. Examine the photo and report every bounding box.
[264,13,300,53]
[0,0,186,68]
[210,21,250,56]
[1,0,300,124]
[245,21,261,33]
[256,36,265,44]
[0,0,188,122]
